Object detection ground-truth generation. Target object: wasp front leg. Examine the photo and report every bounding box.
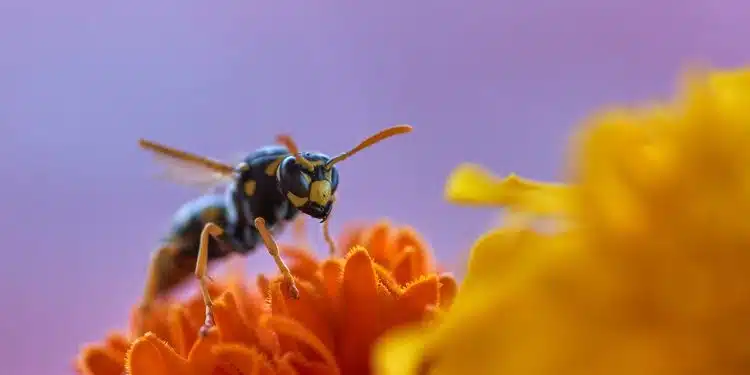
[254,217,300,299]
[195,222,229,336]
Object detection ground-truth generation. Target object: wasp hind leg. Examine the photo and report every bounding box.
[254,217,300,299]
[195,222,229,336]
[136,244,192,335]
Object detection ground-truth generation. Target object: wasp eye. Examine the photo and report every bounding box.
[300,172,312,188]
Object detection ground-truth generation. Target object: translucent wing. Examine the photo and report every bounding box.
[139,139,235,193]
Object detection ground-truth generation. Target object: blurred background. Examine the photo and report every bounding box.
[1,0,748,374]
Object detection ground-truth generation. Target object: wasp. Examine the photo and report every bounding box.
[136,124,412,335]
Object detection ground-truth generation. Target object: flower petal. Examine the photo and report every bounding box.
[213,291,257,346]
[126,332,187,375]
[388,229,428,269]
[339,247,381,375]
[104,333,130,354]
[213,343,264,375]
[262,314,340,375]
[187,331,220,373]
[373,262,402,296]
[391,247,418,285]
[438,274,457,309]
[373,326,431,375]
[274,278,335,357]
[257,274,271,299]
[281,244,321,281]
[363,221,392,266]
[395,276,440,326]
[285,351,336,375]
[319,259,343,301]
[78,345,124,375]
[166,305,196,356]
[338,225,367,256]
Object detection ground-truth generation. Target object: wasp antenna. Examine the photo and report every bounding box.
[276,134,315,171]
[325,124,412,168]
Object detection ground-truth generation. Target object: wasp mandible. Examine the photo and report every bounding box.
[137,124,412,335]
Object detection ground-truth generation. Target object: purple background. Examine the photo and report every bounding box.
[1,0,749,374]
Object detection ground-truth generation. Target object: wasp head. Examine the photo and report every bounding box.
[276,153,339,222]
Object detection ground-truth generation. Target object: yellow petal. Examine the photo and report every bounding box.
[373,326,431,375]
[437,274,457,309]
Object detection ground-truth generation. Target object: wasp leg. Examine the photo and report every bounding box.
[322,195,336,257]
[322,219,336,257]
[136,244,192,335]
[195,222,226,336]
[254,217,300,299]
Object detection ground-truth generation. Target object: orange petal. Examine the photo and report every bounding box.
[130,303,171,341]
[166,305,195,356]
[388,228,429,266]
[338,225,367,256]
[395,276,440,326]
[339,247,380,375]
[187,332,220,373]
[319,259,343,300]
[78,345,124,375]
[373,262,403,296]
[258,353,277,375]
[269,280,300,353]
[262,315,339,375]
[213,344,263,375]
[284,352,335,375]
[269,278,335,357]
[213,292,257,346]
[363,221,392,266]
[408,245,430,278]
[104,333,130,354]
[280,244,320,281]
[257,274,271,298]
[391,247,418,285]
[126,332,187,375]
[276,357,299,375]
[275,353,300,375]
[438,273,457,309]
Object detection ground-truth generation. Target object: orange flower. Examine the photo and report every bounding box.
[76,220,456,375]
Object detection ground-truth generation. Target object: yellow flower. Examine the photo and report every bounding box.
[375,67,750,375]
[76,220,456,375]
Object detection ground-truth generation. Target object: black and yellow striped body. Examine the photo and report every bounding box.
[150,146,302,299]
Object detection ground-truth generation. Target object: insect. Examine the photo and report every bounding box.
[137,124,413,335]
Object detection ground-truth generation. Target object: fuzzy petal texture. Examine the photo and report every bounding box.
[76,219,450,375]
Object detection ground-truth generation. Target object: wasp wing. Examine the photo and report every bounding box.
[139,139,236,193]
